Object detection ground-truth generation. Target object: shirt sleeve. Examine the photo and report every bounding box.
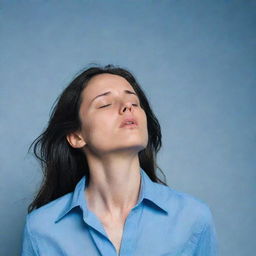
[194,207,219,256]
[21,216,38,256]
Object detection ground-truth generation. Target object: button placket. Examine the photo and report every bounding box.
[118,205,144,256]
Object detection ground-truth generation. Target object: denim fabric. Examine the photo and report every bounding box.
[21,168,219,256]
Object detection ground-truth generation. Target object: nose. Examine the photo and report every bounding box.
[121,101,133,113]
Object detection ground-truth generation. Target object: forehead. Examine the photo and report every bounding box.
[82,73,134,98]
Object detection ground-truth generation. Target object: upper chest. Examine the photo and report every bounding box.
[98,212,130,255]
[102,221,124,255]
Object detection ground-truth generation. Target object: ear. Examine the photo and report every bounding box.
[66,131,86,148]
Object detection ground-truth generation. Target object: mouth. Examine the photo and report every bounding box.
[121,122,138,128]
[119,117,138,128]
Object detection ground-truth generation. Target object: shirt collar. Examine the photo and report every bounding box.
[55,167,168,223]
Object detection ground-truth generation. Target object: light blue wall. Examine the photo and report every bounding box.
[1,1,255,255]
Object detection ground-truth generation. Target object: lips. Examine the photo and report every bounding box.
[119,117,138,128]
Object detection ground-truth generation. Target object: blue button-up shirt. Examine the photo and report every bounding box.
[21,168,219,256]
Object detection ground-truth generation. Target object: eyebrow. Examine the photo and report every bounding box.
[91,90,138,104]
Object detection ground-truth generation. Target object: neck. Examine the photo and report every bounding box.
[84,153,142,218]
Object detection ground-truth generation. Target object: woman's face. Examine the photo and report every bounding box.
[77,73,148,156]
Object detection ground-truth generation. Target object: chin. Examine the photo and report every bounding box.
[110,143,145,153]
[123,144,146,152]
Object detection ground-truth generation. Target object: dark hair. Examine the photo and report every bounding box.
[28,64,168,213]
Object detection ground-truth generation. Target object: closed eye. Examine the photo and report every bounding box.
[99,104,111,108]
[99,103,138,109]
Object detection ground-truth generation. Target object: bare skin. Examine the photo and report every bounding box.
[66,73,148,254]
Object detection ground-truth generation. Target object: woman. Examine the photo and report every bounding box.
[21,65,219,256]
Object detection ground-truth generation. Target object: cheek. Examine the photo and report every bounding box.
[144,117,149,138]
[141,112,148,129]
[83,115,114,138]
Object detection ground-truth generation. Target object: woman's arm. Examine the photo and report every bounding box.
[194,208,219,256]
[21,216,38,256]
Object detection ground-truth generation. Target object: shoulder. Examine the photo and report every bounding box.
[157,183,214,228]
[25,192,72,233]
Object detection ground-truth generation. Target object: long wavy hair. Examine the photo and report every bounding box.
[28,64,168,213]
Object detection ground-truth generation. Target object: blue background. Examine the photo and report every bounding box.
[0,1,255,255]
